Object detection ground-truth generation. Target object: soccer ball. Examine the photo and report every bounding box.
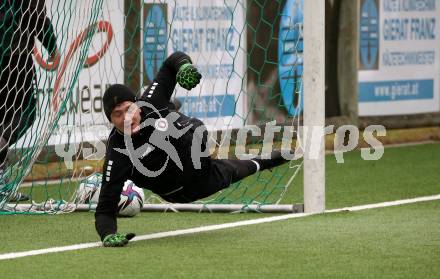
[76,173,102,204]
[117,180,145,217]
[76,173,145,217]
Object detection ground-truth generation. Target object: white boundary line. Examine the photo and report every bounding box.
[1,194,439,261]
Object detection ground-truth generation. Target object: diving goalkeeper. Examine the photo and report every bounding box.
[96,52,293,247]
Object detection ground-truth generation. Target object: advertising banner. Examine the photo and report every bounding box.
[142,0,247,130]
[15,0,124,149]
[358,0,440,116]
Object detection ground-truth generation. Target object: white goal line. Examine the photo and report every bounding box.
[1,194,439,261]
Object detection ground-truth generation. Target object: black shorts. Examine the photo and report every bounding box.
[160,159,257,203]
[0,54,36,144]
[156,114,258,203]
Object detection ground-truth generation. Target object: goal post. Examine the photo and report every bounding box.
[303,0,326,213]
[1,0,326,214]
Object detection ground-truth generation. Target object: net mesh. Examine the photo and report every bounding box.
[0,0,304,213]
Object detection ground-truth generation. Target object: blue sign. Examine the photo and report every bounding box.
[177,95,236,118]
[359,79,434,102]
[278,0,303,116]
[143,4,167,83]
[359,0,379,70]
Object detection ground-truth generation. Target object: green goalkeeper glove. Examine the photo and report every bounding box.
[176,63,202,90]
[102,233,136,247]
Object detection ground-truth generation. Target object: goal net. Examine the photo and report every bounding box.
[0,0,104,212]
[0,0,322,214]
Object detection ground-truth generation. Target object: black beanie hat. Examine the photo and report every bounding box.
[103,84,137,121]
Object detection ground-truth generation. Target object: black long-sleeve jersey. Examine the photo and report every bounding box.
[1,0,58,57]
[95,52,209,240]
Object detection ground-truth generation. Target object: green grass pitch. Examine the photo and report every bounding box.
[0,143,439,278]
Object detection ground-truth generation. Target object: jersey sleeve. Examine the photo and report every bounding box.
[37,17,58,56]
[32,0,58,56]
[140,52,192,109]
[21,0,58,56]
[94,135,132,240]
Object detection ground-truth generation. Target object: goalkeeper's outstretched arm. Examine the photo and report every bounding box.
[95,130,133,241]
[140,51,201,110]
